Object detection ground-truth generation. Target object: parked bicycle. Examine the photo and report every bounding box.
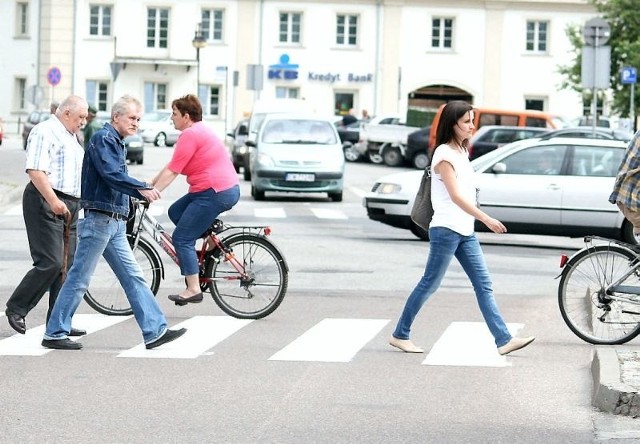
[83,199,289,319]
[557,235,640,344]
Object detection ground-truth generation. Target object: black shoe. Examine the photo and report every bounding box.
[5,309,26,334]
[69,328,87,337]
[41,338,83,350]
[168,293,203,305]
[146,328,187,350]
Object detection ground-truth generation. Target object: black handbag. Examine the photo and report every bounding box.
[410,166,434,230]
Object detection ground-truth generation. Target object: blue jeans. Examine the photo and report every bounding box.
[44,212,168,344]
[168,186,240,276]
[392,226,512,348]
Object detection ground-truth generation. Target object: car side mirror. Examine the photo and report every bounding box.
[245,139,256,147]
[226,132,235,138]
[492,162,507,174]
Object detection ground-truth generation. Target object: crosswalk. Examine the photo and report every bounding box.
[0,312,528,366]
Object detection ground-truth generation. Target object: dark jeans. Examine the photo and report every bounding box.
[6,182,79,321]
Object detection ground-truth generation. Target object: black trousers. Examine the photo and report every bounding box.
[6,182,79,321]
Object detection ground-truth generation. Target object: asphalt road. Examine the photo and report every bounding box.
[0,134,623,443]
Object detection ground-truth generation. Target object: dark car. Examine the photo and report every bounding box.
[22,110,53,149]
[538,126,633,143]
[226,119,249,173]
[96,111,144,164]
[467,125,549,160]
[404,126,431,169]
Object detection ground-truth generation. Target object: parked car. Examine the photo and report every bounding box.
[404,126,431,169]
[22,110,53,149]
[247,113,345,201]
[538,126,633,142]
[95,111,144,164]
[363,137,630,242]
[467,125,550,160]
[226,119,249,173]
[138,110,181,147]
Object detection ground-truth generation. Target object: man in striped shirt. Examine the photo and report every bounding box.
[5,95,88,335]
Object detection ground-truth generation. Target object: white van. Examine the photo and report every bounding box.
[248,98,312,135]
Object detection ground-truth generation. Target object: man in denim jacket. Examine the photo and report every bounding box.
[42,95,186,350]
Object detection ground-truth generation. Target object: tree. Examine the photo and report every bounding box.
[558,0,640,123]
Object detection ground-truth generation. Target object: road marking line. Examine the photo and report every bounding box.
[269,318,389,362]
[0,314,131,356]
[310,208,348,220]
[422,321,525,367]
[117,316,252,359]
[255,207,286,218]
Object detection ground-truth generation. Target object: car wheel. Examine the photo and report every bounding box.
[251,185,265,201]
[410,222,429,241]
[243,167,251,181]
[328,191,343,202]
[368,151,383,164]
[343,143,361,162]
[233,162,241,173]
[136,157,143,165]
[413,152,429,170]
[154,132,167,147]
[382,145,403,167]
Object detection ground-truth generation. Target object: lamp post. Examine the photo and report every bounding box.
[192,22,207,97]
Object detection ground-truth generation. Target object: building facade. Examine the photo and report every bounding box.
[1,0,597,135]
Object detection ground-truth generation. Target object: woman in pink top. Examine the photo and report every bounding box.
[151,94,240,304]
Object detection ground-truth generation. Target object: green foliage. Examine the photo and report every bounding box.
[559,0,640,119]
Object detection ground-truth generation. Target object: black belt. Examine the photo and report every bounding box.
[86,209,127,221]
[53,189,80,202]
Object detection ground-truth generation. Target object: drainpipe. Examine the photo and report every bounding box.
[374,0,382,115]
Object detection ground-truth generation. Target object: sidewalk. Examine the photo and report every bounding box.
[593,345,640,417]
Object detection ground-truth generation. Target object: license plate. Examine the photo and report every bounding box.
[285,173,315,182]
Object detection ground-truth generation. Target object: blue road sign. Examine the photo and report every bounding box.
[47,67,61,86]
[621,66,637,84]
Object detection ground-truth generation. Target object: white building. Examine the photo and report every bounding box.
[1,0,598,135]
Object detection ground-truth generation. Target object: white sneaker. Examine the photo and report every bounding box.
[498,336,535,356]
[389,336,424,353]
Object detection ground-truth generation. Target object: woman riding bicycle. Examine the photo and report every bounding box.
[151,94,240,304]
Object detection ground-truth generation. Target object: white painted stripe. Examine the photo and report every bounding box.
[348,186,366,198]
[117,316,252,359]
[0,314,131,356]
[269,318,389,362]
[255,207,286,218]
[310,208,348,220]
[422,321,525,367]
[6,205,22,216]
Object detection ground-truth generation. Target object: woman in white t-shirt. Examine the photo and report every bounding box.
[389,101,535,356]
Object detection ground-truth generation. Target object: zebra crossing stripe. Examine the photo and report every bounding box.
[310,208,348,220]
[117,315,252,359]
[0,314,131,356]
[422,321,525,367]
[269,318,389,362]
[254,207,286,218]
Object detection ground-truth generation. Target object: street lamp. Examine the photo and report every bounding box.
[192,22,207,97]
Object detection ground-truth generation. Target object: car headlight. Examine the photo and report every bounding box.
[238,146,248,155]
[374,183,402,194]
[257,152,275,167]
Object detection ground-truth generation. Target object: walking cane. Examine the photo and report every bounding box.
[61,212,72,282]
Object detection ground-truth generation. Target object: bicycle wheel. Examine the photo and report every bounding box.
[83,236,163,316]
[204,233,288,319]
[558,244,640,344]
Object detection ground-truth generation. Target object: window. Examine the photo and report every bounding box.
[86,80,109,111]
[571,146,624,177]
[279,12,301,44]
[89,5,111,36]
[431,17,453,49]
[336,14,358,46]
[16,2,28,36]
[144,82,168,110]
[526,20,548,52]
[525,98,545,111]
[500,145,566,175]
[16,78,26,110]
[201,9,224,41]
[334,92,354,115]
[147,8,169,48]
[276,87,299,99]
[201,86,220,116]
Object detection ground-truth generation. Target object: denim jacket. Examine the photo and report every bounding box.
[81,122,148,216]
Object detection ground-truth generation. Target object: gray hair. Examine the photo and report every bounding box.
[55,95,88,117]
[111,95,142,120]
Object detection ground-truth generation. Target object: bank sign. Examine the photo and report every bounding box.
[268,54,373,83]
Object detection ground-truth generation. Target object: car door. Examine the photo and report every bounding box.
[476,144,567,225]
[560,144,626,229]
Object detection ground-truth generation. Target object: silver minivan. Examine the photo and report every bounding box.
[247,113,345,201]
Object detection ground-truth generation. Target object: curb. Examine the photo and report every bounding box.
[592,346,640,417]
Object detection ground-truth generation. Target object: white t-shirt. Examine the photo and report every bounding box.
[429,144,477,236]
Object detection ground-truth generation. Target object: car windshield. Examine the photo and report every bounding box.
[261,119,338,144]
[142,111,170,122]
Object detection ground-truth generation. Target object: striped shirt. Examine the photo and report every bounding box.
[609,131,640,211]
[24,115,84,198]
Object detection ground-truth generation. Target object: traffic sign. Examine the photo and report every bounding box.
[622,67,638,84]
[47,66,61,86]
[583,17,610,47]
